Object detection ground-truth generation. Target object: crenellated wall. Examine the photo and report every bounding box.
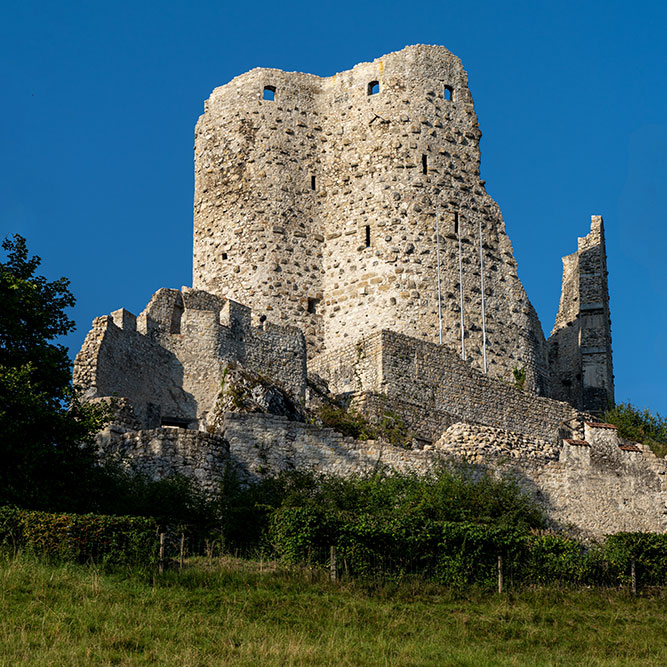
[74,287,307,430]
[193,44,550,393]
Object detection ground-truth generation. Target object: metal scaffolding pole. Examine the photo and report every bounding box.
[436,214,443,344]
[479,218,487,373]
[456,212,466,361]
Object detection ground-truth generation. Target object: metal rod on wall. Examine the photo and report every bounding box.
[456,212,466,361]
[436,214,443,344]
[479,217,487,373]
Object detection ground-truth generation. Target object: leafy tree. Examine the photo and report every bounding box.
[603,402,667,458]
[0,234,110,510]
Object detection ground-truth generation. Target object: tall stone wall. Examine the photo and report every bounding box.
[192,44,550,393]
[74,287,307,430]
[311,330,582,444]
[548,216,614,413]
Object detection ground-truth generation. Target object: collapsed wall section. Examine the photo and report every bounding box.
[311,330,582,444]
[548,216,614,413]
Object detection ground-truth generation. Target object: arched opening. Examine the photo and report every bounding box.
[422,154,428,174]
[367,80,380,96]
[444,85,454,101]
[263,85,276,101]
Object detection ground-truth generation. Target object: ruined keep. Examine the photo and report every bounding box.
[74,46,666,538]
[192,45,553,393]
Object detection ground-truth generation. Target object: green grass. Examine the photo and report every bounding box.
[1,553,666,666]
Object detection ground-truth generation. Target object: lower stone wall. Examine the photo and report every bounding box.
[223,414,667,537]
[435,422,561,468]
[96,426,229,495]
[435,421,667,537]
[222,413,439,480]
[94,414,667,538]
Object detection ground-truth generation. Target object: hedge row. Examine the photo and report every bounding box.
[268,507,667,587]
[0,506,158,566]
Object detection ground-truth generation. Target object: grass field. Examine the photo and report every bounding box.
[1,553,666,666]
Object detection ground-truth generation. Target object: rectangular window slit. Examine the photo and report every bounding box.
[365,225,371,248]
[311,175,316,190]
[422,154,428,174]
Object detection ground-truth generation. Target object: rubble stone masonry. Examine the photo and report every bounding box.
[192,44,550,393]
[71,45,647,539]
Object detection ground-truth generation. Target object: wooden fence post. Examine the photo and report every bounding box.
[497,554,503,594]
[330,545,338,583]
[631,558,637,595]
[159,532,165,574]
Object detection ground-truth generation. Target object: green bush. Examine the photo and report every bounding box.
[603,402,667,458]
[604,532,667,586]
[0,506,158,566]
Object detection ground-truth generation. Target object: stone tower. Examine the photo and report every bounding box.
[548,216,614,413]
[192,45,550,392]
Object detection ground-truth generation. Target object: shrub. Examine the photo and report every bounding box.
[604,532,667,586]
[0,506,158,566]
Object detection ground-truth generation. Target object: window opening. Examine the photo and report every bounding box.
[365,225,371,248]
[311,175,316,190]
[221,252,228,260]
[367,81,380,96]
[454,212,459,235]
[263,85,276,101]
[444,85,453,101]
[307,297,319,314]
[422,154,428,174]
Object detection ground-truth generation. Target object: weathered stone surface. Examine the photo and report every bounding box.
[70,45,658,541]
[192,44,551,393]
[311,330,585,444]
[549,216,614,413]
[74,287,307,431]
[95,414,667,538]
[96,427,229,496]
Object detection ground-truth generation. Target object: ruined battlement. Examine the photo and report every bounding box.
[74,287,307,430]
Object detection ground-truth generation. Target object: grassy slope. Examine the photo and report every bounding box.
[1,555,666,666]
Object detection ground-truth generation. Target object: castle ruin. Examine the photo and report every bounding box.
[74,46,667,537]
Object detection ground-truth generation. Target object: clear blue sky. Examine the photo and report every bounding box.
[2,0,666,413]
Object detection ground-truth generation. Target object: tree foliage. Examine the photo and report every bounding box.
[0,235,110,510]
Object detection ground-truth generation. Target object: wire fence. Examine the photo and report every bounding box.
[155,532,658,593]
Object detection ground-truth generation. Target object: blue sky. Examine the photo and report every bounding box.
[2,0,666,413]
